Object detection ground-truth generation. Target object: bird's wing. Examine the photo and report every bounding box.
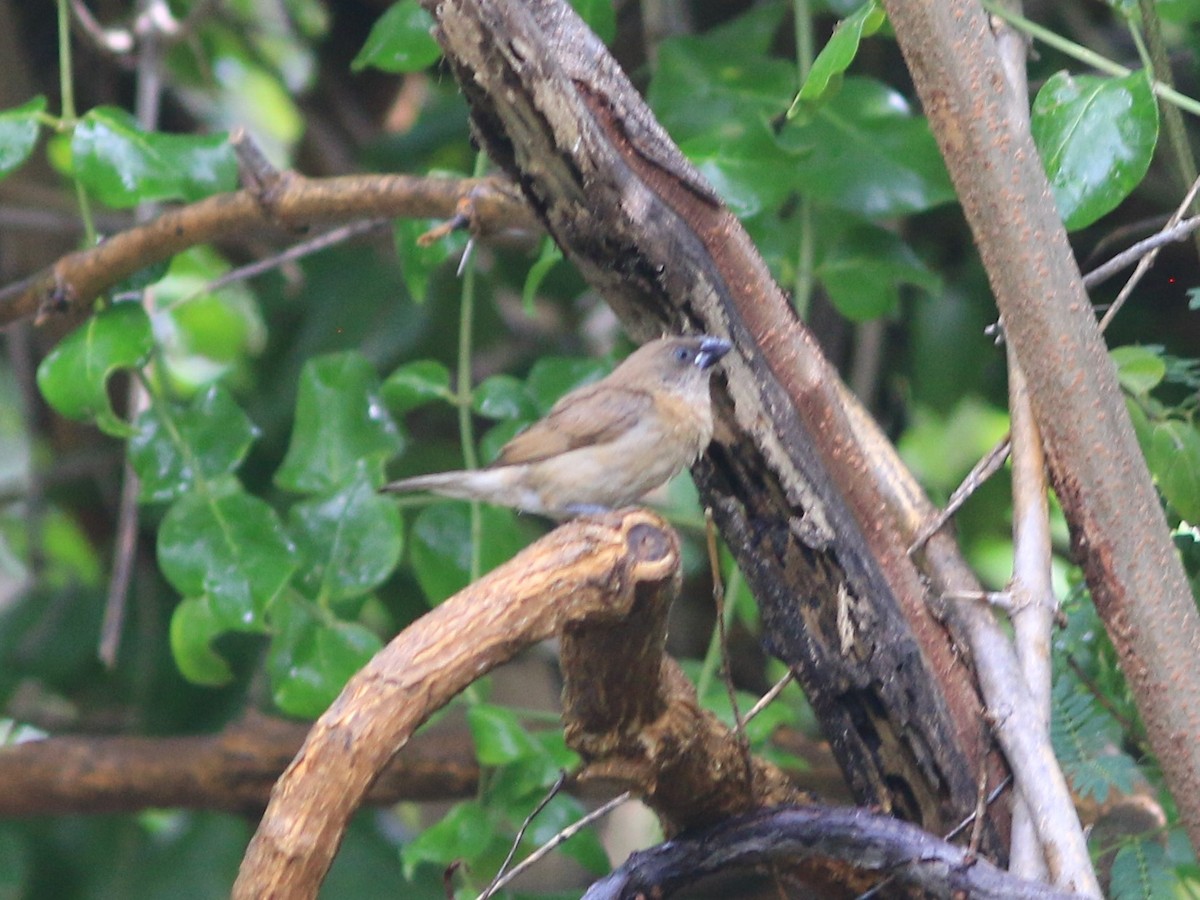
[491,385,654,466]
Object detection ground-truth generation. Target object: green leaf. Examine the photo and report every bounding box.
[522,238,564,314]
[36,302,153,438]
[288,470,403,605]
[788,1,886,120]
[467,704,542,765]
[524,795,610,875]
[393,216,469,304]
[129,385,259,503]
[400,800,498,880]
[479,418,528,465]
[72,107,236,208]
[815,217,940,320]
[268,602,382,718]
[169,595,238,686]
[1031,71,1159,231]
[1148,420,1200,522]
[157,479,297,624]
[275,352,404,493]
[681,119,803,218]
[381,359,452,412]
[472,374,534,421]
[649,7,794,143]
[568,0,616,45]
[351,0,441,73]
[409,502,531,604]
[525,356,609,414]
[0,96,46,179]
[146,247,266,396]
[779,78,956,218]
[1109,839,1177,900]
[1111,345,1166,395]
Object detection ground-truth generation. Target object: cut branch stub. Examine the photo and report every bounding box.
[234,509,681,900]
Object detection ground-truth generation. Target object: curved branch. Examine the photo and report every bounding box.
[234,509,683,900]
[0,173,534,327]
[583,806,1078,900]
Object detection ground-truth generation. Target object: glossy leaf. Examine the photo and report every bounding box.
[568,0,616,45]
[36,302,153,438]
[681,119,803,218]
[393,216,468,304]
[170,595,238,685]
[1032,71,1158,231]
[1148,420,1200,522]
[409,502,531,604]
[472,374,534,421]
[288,470,403,605]
[351,0,441,73]
[649,11,794,143]
[0,96,46,179]
[72,107,236,208]
[479,419,528,465]
[780,78,956,217]
[268,602,382,718]
[467,704,542,766]
[381,359,452,412]
[816,218,940,320]
[525,356,610,414]
[146,248,266,395]
[129,385,259,503]
[789,1,886,120]
[400,800,498,879]
[157,479,297,626]
[275,352,404,493]
[524,795,610,874]
[1111,345,1166,395]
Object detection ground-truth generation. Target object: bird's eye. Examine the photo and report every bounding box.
[673,346,692,363]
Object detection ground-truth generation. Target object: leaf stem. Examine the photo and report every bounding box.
[457,153,488,584]
[981,0,1200,118]
[56,0,97,247]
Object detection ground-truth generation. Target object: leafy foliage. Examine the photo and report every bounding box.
[2,0,1200,895]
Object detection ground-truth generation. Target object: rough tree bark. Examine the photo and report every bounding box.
[881,0,1200,852]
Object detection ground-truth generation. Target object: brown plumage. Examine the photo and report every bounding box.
[382,335,732,517]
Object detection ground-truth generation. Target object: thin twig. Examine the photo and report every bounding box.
[202,219,388,296]
[911,180,1200,557]
[479,771,567,900]
[744,670,795,724]
[1096,176,1200,332]
[908,436,1012,555]
[476,790,633,900]
[1081,215,1200,290]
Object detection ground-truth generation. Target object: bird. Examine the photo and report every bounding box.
[382,334,732,517]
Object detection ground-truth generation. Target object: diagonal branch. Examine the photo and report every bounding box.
[0,172,534,327]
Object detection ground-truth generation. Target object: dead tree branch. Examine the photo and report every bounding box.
[583,806,1079,900]
[235,510,724,899]
[0,173,533,327]
[0,714,478,818]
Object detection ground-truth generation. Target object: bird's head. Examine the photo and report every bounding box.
[618,334,732,393]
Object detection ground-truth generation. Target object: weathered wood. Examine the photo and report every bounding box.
[234,510,682,898]
[584,806,1081,900]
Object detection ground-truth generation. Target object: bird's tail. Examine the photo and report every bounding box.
[381,468,524,506]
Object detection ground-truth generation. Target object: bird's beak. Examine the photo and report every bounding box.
[695,336,732,370]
